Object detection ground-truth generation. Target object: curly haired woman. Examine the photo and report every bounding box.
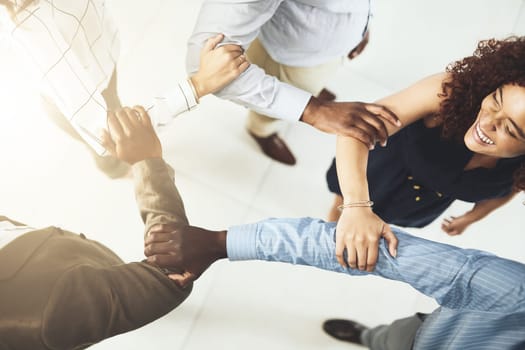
[325,36,525,272]
[322,36,525,346]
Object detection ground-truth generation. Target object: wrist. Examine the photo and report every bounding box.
[214,230,228,259]
[300,96,323,126]
[341,190,370,203]
[338,200,374,212]
[129,154,162,165]
[189,75,205,100]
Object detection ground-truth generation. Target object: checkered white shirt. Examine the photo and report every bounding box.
[1,0,120,155]
[1,1,199,153]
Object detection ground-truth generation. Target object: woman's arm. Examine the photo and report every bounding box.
[335,73,446,270]
[442,191,518,235]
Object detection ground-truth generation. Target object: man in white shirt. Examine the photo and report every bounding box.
[0,0,129,177]
[186,0,399,165]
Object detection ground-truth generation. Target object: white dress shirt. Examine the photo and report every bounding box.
[186,0,371,122]
[147,80,200,129]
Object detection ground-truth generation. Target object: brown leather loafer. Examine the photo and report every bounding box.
[249,132,296,165]
[322,319,368,344]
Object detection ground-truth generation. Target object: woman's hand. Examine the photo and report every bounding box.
[442,194,517,236]
[336,207,398,271]
[441,214,475,236]
[190,34,250,98]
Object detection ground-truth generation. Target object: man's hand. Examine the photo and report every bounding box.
[102,106,162,165]
[144,224,227,288]
[190,34,250,98]
[300,97,401,149]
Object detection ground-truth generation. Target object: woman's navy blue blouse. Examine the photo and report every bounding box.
[326,120,523,227]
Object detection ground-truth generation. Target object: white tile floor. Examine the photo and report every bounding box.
[0,1,524,349]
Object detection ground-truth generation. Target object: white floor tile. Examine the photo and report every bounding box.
[515,1,525,33]
[105,0,168,62]
[169,170,253,230]
[181,260,434,350]
[249,123,335,219]
[351,0,525,91]
[159,98,275,208]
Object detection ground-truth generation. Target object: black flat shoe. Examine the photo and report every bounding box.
[322,318,368,344]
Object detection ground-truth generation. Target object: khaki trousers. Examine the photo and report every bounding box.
[245,38,343,136]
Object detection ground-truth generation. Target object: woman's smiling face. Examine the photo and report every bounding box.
[464,84,525,158]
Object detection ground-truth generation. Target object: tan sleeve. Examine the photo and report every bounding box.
[42,262,192,350]
[132,158,189,236]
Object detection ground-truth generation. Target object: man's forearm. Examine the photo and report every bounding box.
[189,42,311,121]
[215,70,311,121]
[227,217,525,313]
[186,1,311,121]
[132,158,188,236]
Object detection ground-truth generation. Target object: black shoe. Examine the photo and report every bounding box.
[322,319,368,344]
[249,131,296,165]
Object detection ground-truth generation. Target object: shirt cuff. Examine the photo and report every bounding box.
[131,158,168,178]
[149,80,198,128]
[226,223,259,261]
[267,83,312,122]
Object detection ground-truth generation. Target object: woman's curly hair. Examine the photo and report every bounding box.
[439,36,525,192]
